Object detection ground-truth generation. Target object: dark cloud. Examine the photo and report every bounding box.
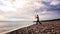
[43,0,60,12]
[36,0,60,12]
[47,4,60,11]
[35,0,60,19]
[42,1,50,6]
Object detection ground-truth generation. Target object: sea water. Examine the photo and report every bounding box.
[0,21,34,34]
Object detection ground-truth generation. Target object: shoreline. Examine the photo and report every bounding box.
[1,23,34,34]
[6,19,60,34]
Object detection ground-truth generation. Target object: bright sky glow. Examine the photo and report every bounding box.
[0,0,60,21]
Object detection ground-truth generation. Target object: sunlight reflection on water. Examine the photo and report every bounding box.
[0,21,34,34]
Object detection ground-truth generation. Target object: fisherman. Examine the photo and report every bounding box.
[36,15,41,25]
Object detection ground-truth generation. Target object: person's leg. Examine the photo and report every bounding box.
[36,21,39,25]
[39,21,42,24]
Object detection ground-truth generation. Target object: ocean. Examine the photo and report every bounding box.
[0,21,34,34]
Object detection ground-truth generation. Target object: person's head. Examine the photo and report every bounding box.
[37,15,38,16]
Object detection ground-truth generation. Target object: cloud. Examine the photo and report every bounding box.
[0,0,60,21]
[34,0,60,20]
[41,0,60,12]
[0,0,35,21]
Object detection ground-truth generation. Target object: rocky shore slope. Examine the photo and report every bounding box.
[6,19,60,34]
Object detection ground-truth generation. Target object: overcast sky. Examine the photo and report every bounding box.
[0,0,60,21]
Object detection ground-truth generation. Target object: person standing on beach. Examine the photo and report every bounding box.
[36,15,41,25]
